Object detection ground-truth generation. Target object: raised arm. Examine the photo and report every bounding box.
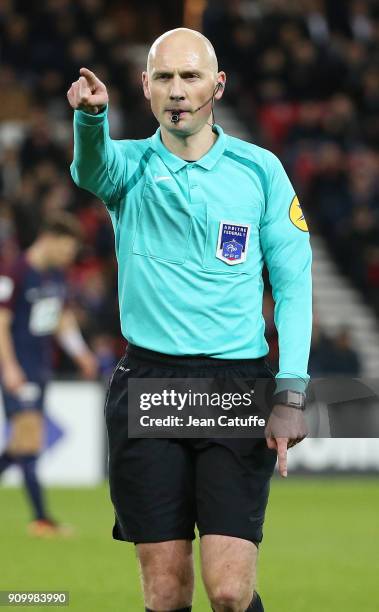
[68,67,126,206]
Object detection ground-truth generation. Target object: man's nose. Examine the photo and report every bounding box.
[169,77,185,100]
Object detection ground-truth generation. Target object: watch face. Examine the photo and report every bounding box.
[288,391,303,406]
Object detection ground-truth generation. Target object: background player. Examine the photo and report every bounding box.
[0,213,98,537]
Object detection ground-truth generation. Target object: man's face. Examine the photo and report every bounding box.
[142,35,224,136]
[47,235,78,268]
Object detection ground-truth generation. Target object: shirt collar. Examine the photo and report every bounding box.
[150,124,226,172]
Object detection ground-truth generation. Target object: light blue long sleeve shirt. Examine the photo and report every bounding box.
[71,108,312,390]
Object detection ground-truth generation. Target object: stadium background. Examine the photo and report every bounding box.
[0,1,378,610]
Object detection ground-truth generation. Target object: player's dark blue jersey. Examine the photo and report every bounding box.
[0,256,67,382]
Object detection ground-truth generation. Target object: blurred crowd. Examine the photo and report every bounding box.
[0,0,368,376]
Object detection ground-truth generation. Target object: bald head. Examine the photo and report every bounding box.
[142,28,225,136]
[147,28,218,74]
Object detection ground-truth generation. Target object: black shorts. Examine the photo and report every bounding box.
[105,344,277,547]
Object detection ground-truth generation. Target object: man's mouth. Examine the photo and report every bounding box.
[166,109,189,115]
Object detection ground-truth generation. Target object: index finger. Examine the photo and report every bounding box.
[276,438,288,478]
[79,67,101,87]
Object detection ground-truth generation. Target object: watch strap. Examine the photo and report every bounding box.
[272,390,306,410]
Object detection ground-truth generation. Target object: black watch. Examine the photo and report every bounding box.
[272,390,306,410]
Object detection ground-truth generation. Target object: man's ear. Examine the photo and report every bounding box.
[142,72,151,100]
[214,72,226,101]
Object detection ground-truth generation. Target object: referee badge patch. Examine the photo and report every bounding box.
[216,221,251,265]
[289,195,308,232]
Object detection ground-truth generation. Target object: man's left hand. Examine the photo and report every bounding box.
[265,404,308,478]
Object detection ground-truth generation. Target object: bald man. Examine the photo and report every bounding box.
[68,28,312,612]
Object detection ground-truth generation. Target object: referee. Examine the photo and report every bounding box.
[68,28,312,612]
